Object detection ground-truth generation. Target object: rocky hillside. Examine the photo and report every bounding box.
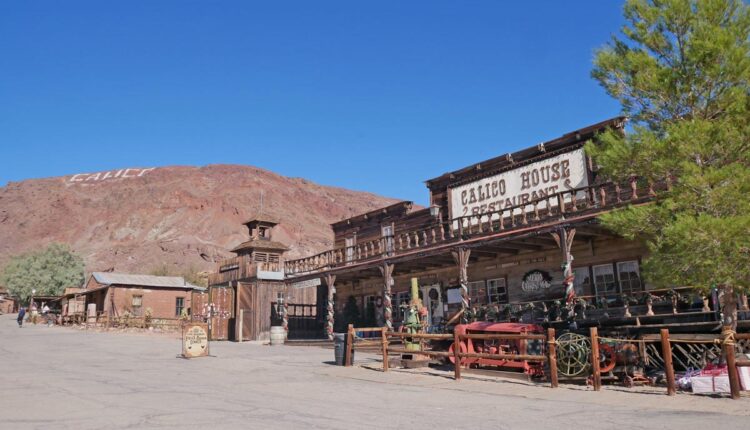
[0,165,401,274]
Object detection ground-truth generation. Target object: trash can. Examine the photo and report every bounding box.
[334,333,354,365]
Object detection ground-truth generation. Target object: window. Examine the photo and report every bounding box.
[617,261,642,295]
[572,267,592,296]
[593,264,618,297]
[175,297,185,317]
[467,281,487,306]
[487,278,508,304]
[396,291,410,321]
[132,295,143,316]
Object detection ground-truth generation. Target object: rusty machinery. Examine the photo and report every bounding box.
[555,332,651,386]
[448,321,547,377]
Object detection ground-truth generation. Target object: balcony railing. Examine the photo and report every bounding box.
[208,255,282,285]
[284,178,665,277]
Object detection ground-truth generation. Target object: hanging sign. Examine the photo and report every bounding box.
[521,270,552,293]
[181,322,210,358]
[449,148,589,219]
[290,278,322,289]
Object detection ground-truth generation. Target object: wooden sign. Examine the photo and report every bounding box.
[181,322,210,358]
[290,278,322,289]
[449,148,589,219]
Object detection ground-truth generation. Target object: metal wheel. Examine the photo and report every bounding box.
[556,332,591,377]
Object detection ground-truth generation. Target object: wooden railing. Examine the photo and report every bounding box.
[286,178,664,277]
[343,325,557,387]
[208,255,282,285]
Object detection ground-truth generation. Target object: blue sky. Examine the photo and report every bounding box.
[0,1,624,205]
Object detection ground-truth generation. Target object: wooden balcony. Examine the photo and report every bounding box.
[285,178,664,278]
[208,255,283,286]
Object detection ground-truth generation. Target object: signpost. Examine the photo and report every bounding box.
[181,322,210,359]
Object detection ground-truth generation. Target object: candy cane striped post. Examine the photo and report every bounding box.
[324,274,336,340]
[452,248,471,323]
[379,263,395,331]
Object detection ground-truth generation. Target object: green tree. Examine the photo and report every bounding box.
[589,0,750,323]
[0,243,85,305]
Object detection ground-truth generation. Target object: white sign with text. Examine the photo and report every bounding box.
[449,148,589,220]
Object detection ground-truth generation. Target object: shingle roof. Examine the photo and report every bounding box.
[230,239,289,253]
[92,272,203,290]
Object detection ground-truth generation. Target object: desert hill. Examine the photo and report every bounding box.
[0,165,401,275]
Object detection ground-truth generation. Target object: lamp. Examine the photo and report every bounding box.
[429,205,441,219]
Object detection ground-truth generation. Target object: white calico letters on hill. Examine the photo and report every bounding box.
[68,168,155,183]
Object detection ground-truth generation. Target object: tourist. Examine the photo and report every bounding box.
[17,307,26,328]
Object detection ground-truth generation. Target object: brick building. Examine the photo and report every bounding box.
[75,272,205,321]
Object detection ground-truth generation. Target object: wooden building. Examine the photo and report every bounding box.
[0,286,18,314]
[211,117,747,341]
[279,117,744,338]
[207,216,324,341]
[68,272,205,322]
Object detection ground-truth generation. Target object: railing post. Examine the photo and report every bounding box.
[453,331,462,381]
[381,326,389,372]
[722,326,741,400]
[590,327,601,391]
[345,324,354,367]
[547,328,558,388]
[660,328,676,396]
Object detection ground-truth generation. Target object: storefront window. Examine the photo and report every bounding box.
[467,281,487,306]
[593,264,618,297]
[617,261,642,295]
[572,267,591,296]
[487,278,508,304]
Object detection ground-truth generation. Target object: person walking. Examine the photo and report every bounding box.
[17,307,26,328]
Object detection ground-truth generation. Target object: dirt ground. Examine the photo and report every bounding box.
[1,314,748,430]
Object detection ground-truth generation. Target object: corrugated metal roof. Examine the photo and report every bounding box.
[92,272,201,290]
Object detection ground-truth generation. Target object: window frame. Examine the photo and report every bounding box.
[616,260,642,295]
[175,297,185,317]
[486,277,508,304]
[467,280,487,306]
[592,263,618,297]
[572,266,592,296]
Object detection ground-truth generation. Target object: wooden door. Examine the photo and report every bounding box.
[209,286,233,340]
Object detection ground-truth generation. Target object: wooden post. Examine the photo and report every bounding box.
[453,331,462,381]
[325,274,336,340]
[590,327,601,391]
[451,248,471,323]
[547,328,558,388]
[237,309,243,343]
[379,264,395,331]
[722,326,741,400]
[381,326,389,372]
[660,328,676,396]
[345,324,354,367]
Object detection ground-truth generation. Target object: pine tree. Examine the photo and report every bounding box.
[588,0,750,323]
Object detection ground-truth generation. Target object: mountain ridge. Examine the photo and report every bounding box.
[0,164,402,275]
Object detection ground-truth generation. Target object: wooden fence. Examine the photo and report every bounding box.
[343,325,748,399]
[344,325,558,388]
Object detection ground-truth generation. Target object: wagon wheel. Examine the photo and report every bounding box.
[598,343,616,373]
[556,332,591,377]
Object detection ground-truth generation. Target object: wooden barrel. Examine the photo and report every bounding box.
[270,326,286,345]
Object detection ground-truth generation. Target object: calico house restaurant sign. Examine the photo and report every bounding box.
[181,323,209,359]
[521,270,552,293]
[450,148,589,219]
